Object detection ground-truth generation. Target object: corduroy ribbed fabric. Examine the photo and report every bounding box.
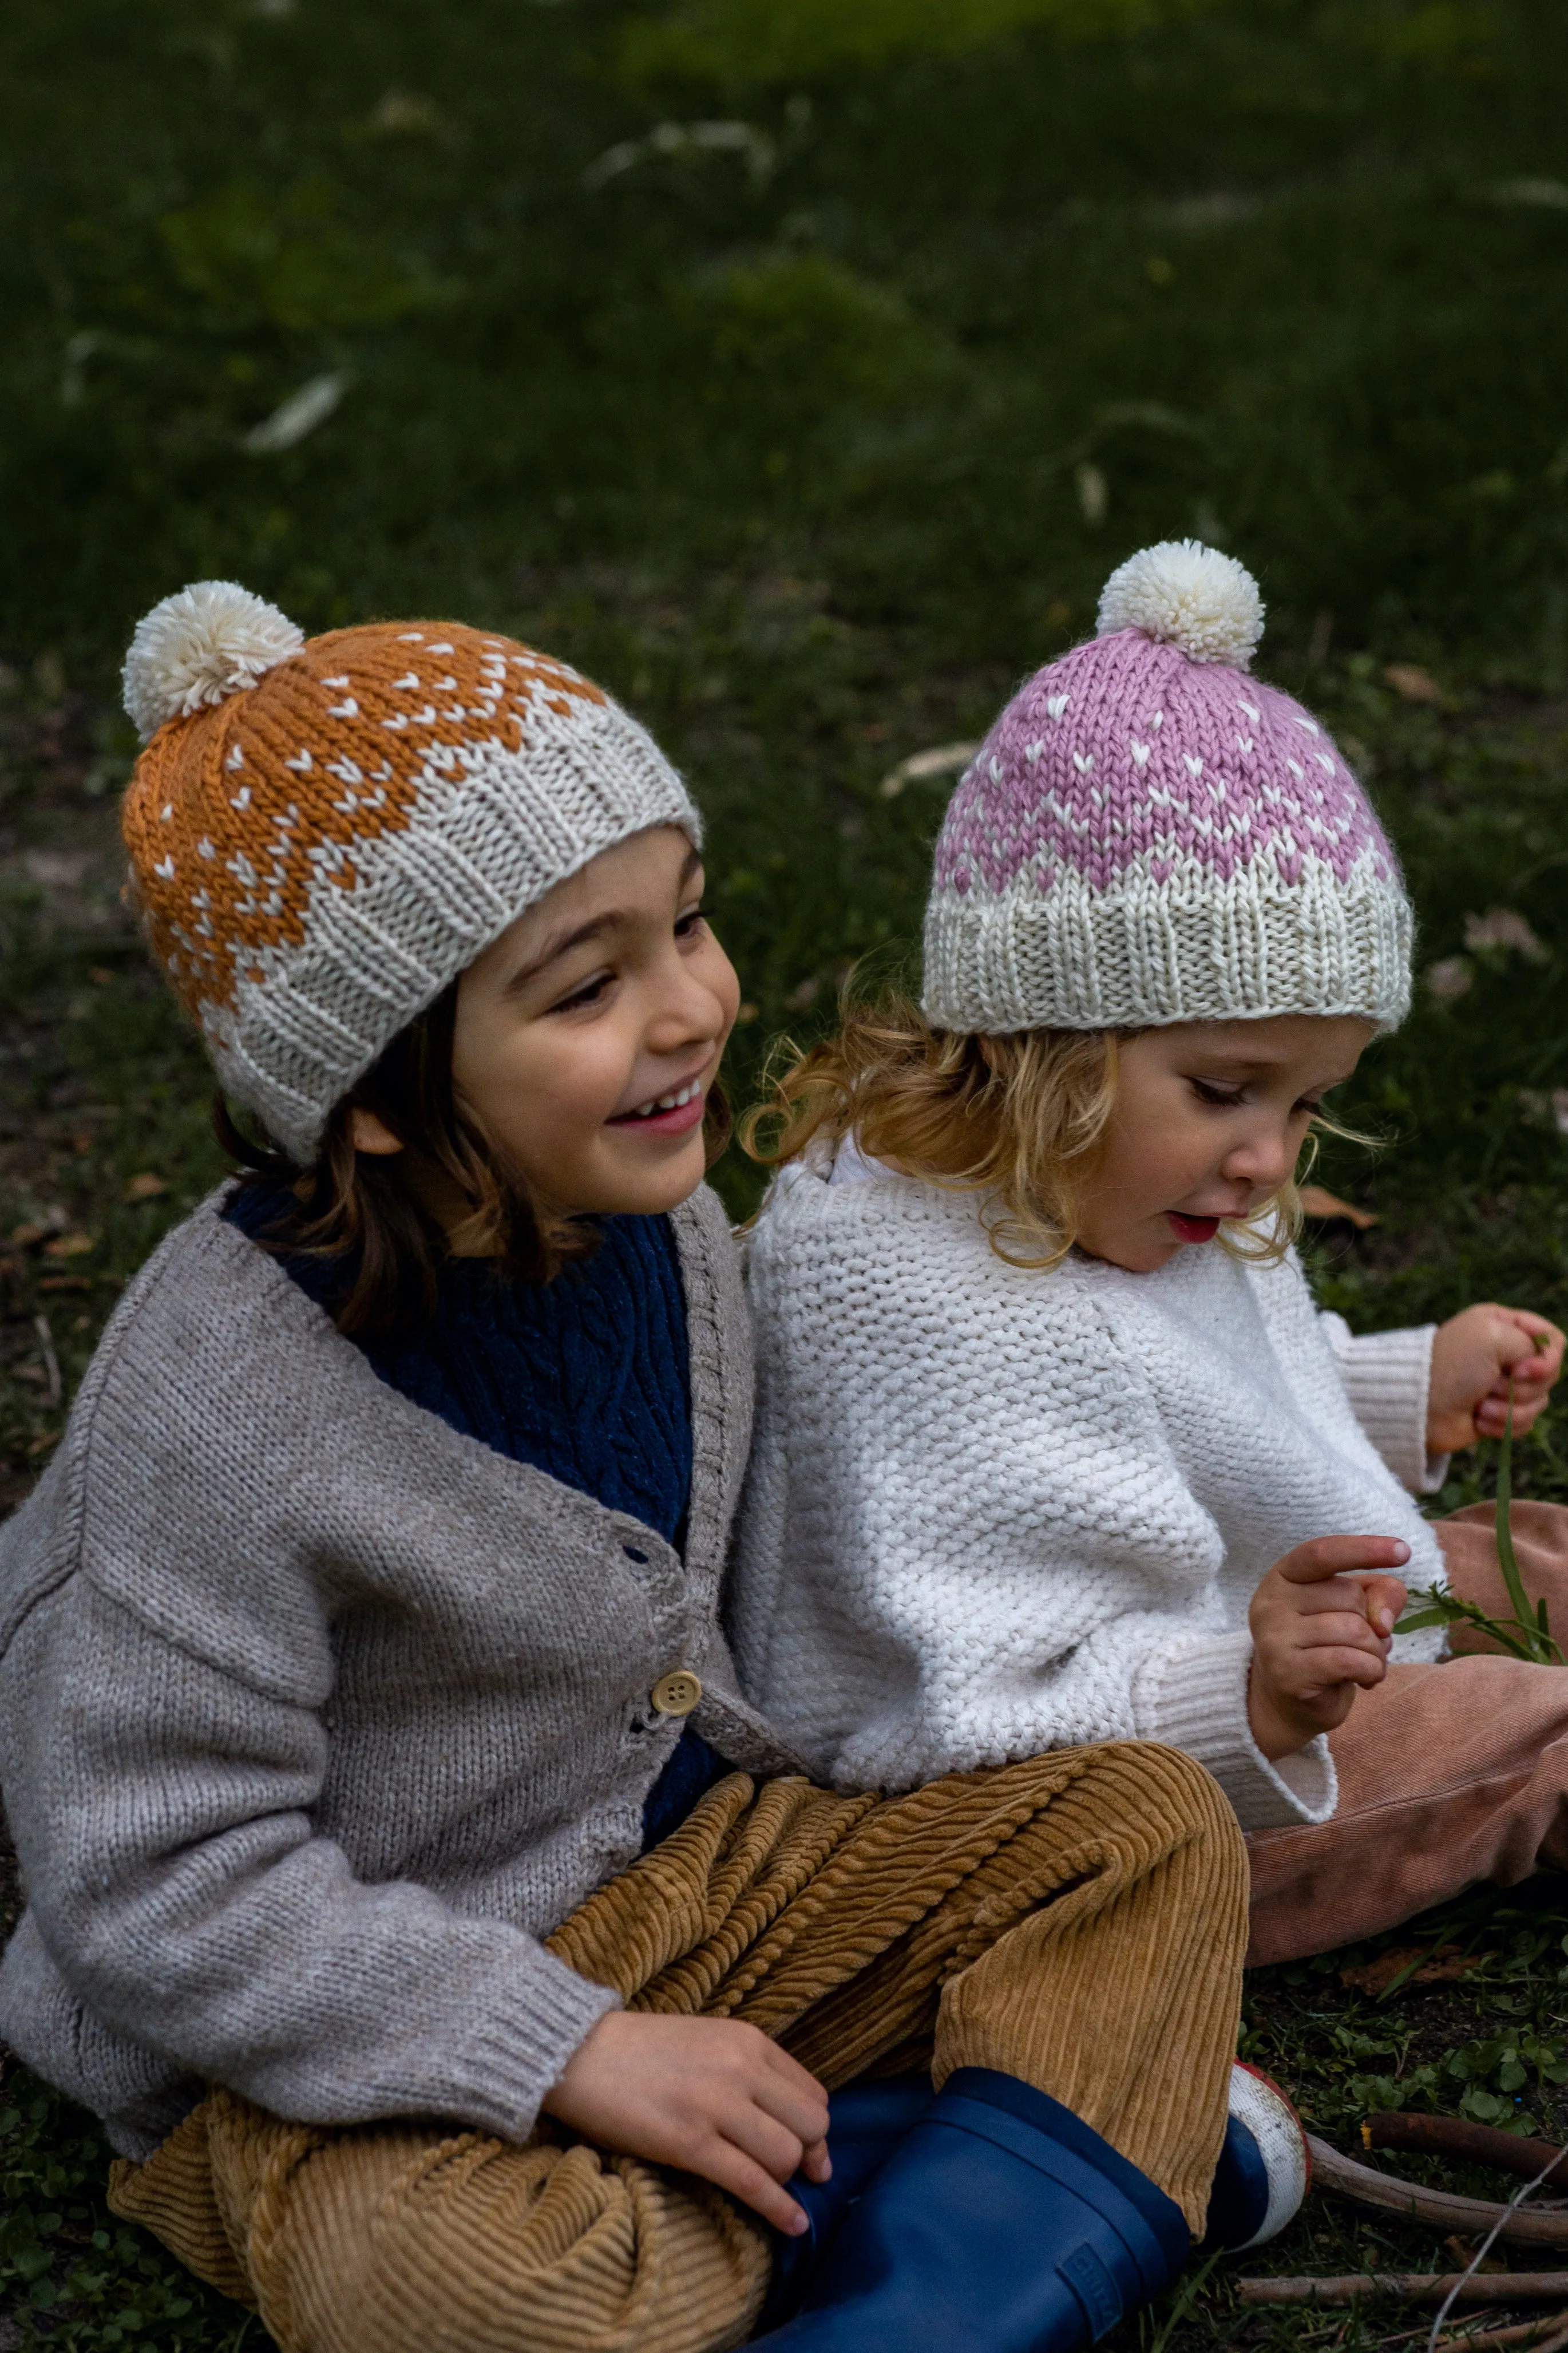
[108,1741,1248,2353]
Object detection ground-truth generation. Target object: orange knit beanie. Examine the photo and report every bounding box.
[120,582,701,1158]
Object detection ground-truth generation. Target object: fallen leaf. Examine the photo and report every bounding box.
[1518,1088,1568,1137]
[1298,1185,1379,1231]
[1427,955,1474,1002]
[1464,907,1549,962]
[7,1223,47,1248]
[1487,176,1568,209]
[735,1003,759,1026]
[1385,662,1444,703]
[1405,1947,1488,1986]
[43,1232,94,1260]
[1339,1942,1483,1995]
[1444,2236,1510,2275]
[124,1173,167,1201]
[26,1430,58,1456]
[1340,1946,1423,1994]
[87,966,114,986]
[367,88,448,137]
[879,742,977,800]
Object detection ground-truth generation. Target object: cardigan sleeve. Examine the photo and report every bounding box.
[0,1482,616,2145]
[732,1177,1333,1832]
[1318,1312,1450,1495]
[0,1253,624,2146]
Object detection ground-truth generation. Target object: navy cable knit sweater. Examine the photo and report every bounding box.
[224,1183,729,1844]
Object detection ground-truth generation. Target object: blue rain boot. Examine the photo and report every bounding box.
[1201,2062,1310,2253]
[759,2072,936,2331]
[752,2066,1189,2350]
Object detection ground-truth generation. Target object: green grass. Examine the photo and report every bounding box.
[7,0,1568,2343]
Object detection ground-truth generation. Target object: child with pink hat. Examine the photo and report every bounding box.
[736,537,1568,1963]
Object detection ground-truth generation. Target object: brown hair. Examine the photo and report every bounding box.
[218,986,733,1335]
[741,987,1305,1269]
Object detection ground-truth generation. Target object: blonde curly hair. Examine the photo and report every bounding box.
[741,986,1311,1270]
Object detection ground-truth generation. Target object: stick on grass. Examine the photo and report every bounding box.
[1238,2279,1568,2308]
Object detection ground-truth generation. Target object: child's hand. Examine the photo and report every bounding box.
[541,2010,831,2234]
[1247,1535,1411,1759]
[1428,1304,1565,1452]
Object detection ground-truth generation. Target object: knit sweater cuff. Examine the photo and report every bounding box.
[1320,1315,1449,1494]
[419,1945,620,2146]
[1135,1631,1338,1832]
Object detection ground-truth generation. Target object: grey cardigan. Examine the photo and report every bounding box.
[0,1184,799,2159]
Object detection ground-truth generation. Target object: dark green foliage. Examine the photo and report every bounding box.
[7,1,1568,2346]
[5,0,1568,675]
[0,2074,259,2349]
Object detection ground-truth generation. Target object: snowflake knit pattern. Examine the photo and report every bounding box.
[121,584,700,1158]
[921,541,1413,1035]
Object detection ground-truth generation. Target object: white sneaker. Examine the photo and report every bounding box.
[1202,2061,1312,2251]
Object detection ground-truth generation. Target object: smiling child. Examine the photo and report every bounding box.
[734,540,1567,1964]
[0,582,1258,2353]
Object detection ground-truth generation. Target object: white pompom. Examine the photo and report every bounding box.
[122,580,304,741]
[1095,539,1264,669]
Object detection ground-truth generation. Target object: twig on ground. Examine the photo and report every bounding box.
[1424,2149,1568,2352]
[1366,2117,1568,2189]
[1434,2318,1568,2352]
[1308,2140,1568,2245]
[1238,2280,1568,2308]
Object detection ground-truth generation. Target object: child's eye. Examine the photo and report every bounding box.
[674,904,708,940]
[1297,1096,1324,1118]
[1190,1078,1244,1108]
[550,971,613,1014]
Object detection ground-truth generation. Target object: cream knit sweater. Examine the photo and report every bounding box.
[731,1154,1450,1833]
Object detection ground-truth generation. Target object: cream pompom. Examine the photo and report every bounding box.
[1095,539,1264,670]
[122,580,304,741]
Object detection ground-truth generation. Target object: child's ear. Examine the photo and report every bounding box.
[350,1106,405,1156]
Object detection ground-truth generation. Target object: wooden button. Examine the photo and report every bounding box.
[651,1670,703,1717]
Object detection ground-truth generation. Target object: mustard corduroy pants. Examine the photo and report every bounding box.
[108,1742,1247,2353]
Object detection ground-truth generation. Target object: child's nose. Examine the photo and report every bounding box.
[648,969,727,1051]
[1222,1126,1294,1189]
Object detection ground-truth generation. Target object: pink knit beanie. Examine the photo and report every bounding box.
[922,541,1412,1034]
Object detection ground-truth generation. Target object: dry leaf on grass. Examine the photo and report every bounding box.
[1464,908,1549,962]
[1430,956,1476,1001]
[878,741,977,799]
[1339,1942,1481,1995]
[1386,662,1444,703]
